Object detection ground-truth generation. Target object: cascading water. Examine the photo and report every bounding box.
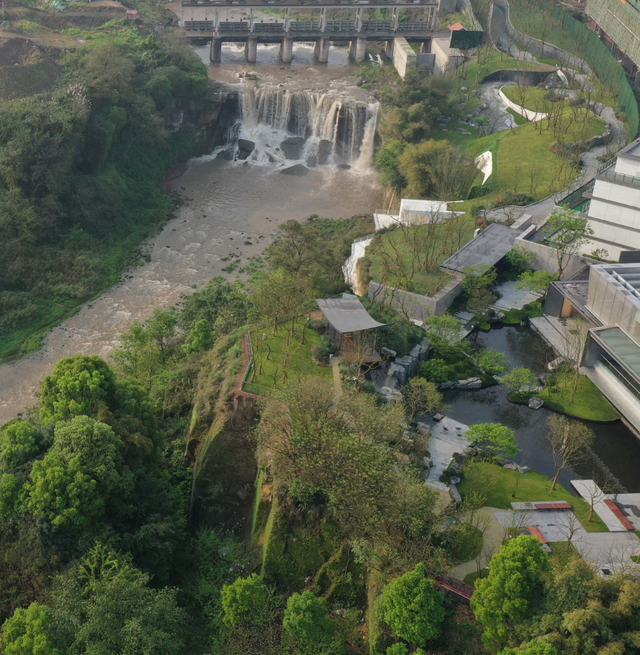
[232,86,379,170]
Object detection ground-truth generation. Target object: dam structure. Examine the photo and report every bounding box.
[180,0,439,63]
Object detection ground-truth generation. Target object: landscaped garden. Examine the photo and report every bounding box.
[458,462,609,532]
[245,317,331,394]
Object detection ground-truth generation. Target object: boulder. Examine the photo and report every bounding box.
[422,456,432,468]
[306,155,317,168]
[438,381,456,390]
[318,139,332,165]
[280,164,309,176]
[337,163,351,170]
[216,148,234,161]
[450,476,461,485]
[449,486,462,503]
[381,347,397,358]
[457,377,482,389]
[528,396,544,410]
[280,136,306,160]
[237,139,255,160]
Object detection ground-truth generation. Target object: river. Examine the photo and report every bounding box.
[441,326,640,492]
[0,55,383,423]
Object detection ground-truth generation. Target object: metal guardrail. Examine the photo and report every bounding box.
[185,20,215,30]
[397,21,427,30]
[290,20,320,30]
[361,20,392,30]
[597,156,617,175]
[556,178,595,209]
[254,21,285,31]
[325,20,355,30]
[219,21,249,31]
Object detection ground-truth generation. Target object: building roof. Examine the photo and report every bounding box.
[591,326,640,379]
[448,21,466,31]
[440,223,519,274]
[317,297,385,334]
[617,136,640,161]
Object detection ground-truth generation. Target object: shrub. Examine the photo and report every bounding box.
[418,359,451,384]
[312,335,337,365]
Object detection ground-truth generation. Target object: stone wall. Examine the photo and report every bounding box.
[515,225,585,277]
[369,277,464,321]
[499,87,548,122]
[492,0,591,74]
[388,37,418,78]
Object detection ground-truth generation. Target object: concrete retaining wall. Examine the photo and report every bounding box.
[515,225,584,277]
[369,277,464,321]
[389,38,417,78]
[493,0,591,74]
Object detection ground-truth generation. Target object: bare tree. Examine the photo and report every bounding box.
[547,415,594,491]
[556,511,583,554]
[561,318,591,402]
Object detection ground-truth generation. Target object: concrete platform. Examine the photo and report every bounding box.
[492,280,541,311]
[571,480,631,532]
[529,315,573,359]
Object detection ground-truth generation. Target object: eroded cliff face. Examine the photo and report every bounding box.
[168,83,240,155]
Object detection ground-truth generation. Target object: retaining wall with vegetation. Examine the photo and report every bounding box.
[368,277,463,321]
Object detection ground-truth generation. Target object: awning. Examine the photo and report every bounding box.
[317,297,386,334]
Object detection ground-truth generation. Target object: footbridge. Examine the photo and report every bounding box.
[181,0,439,63]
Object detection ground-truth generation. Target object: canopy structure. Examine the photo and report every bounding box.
[316,297,385,335]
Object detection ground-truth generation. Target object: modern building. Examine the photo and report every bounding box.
[586,0,640,83]
[545,262,640,432]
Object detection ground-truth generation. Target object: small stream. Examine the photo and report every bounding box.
[439,326,640,493]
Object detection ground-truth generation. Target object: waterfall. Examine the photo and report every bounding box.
[235,87,378,168]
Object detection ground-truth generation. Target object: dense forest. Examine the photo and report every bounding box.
[0,15,208,359]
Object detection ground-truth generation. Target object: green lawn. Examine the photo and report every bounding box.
[501,85,565,114]
[365,219,475,295]
[461,49,555,89]
[458,462,609,532]
[538,373,620,422]
[461,108,606,208]
[245,318,331,394]
[506,107,530,126]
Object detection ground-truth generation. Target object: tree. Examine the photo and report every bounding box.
[378,563,446,647]
[0,420,40,470]
[283,591,338,651]
[499,639,558,654]
[465,424,520,458]
[52,544,187,655]
[418,359,451,384]
[500,368,538,394]
[222,574,271,628]
[474,349,508,376]
[544,208,593,278]
[425,315,463,354]
[0,602,67,655]
[39,355,118,424]
[471,536,550,651]
[403,378,443,423]
[547,416,594,491]
[516,270,558,299]
[505,247,536,271]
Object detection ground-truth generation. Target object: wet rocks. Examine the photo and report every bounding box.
[280,164,309,176]
[280,136,305,160]
[337,163,351,170]
[306,155,317,168]
[216,148,234,161]
[528,397,544,410]
[457,377,482,390]
[318,139,332,165]
[237,139,255,160]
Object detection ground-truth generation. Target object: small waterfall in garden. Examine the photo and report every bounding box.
[230,86,379,169]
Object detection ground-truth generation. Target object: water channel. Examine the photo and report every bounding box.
[440,326,640,493]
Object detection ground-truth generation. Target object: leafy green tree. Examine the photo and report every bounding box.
[500,640,558,654]
[0,420,41,470]
[378,563,446,647]
[39,355,118,424]
[425,315,464,355]
[474,349,508,376]
[418,358,450,384]
[465,423,520,458]
[178,277,247,334]
[501,368,538,394]
[375,139,407,190]
[0,601,68,655]
[52,544,187,655]
[472,536,549,651]
[516,270,558,299]
[544,208,593,278]
[505,247,535,271]
[402,378,443,422]
[184,318,214,354]
[222,574,272,628]
[283,591,339,652]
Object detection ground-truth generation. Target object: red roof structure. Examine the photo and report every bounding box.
[448,22,466,31]
[435,576,475,602]
[527,526,548,544]
[604,499,636,530]
[533,501,572,511]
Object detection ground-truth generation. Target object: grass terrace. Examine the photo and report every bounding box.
[459,462,609,532]
[245,317,331,394]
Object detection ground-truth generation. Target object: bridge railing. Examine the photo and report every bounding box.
[185,20,215,30]
[325,20,355,30]
[219,21,249,31]
[254,21,285,31]
[290,20,321,30]
[361,20,392,30]
[397,21,427,30]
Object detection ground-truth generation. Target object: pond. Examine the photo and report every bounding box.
[440,326,640,493]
